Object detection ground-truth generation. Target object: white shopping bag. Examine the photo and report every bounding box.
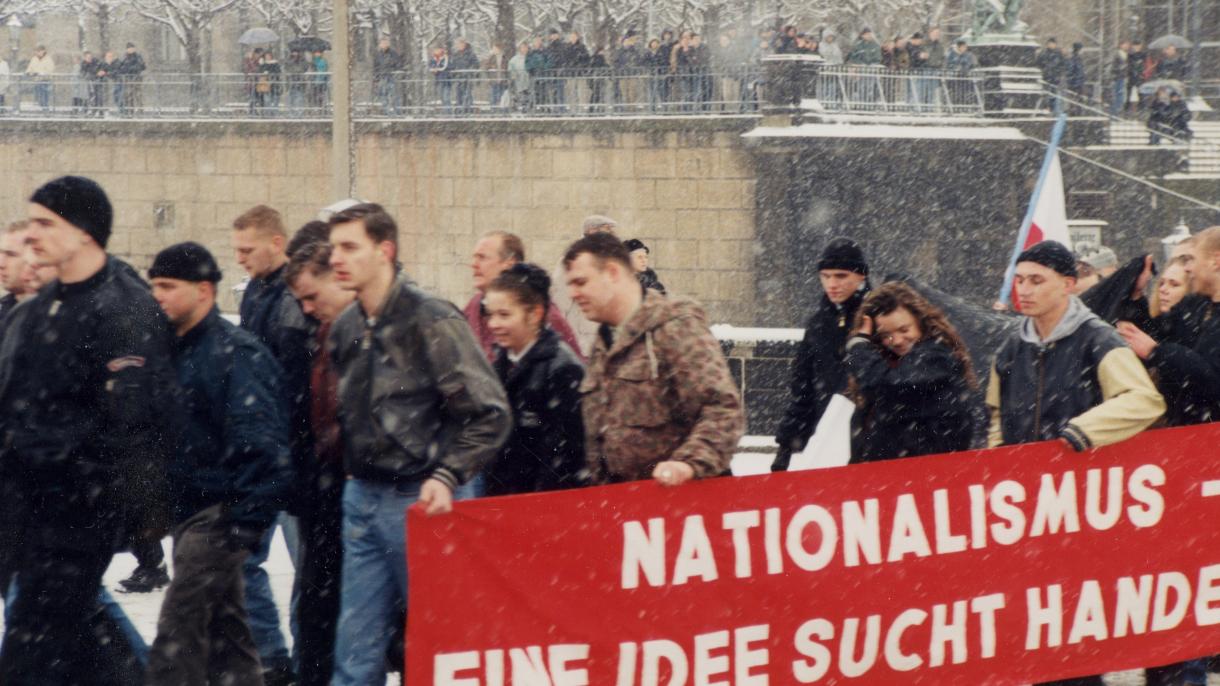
[787,394,855,471]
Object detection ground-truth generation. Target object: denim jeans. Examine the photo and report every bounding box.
[332,479,417,685]
[1109,77,1126,116]
[34,82,50,110]
[243,512,300,671]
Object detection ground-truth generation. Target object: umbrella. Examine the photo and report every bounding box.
[1149,34,1192,50]
[238,27,279,45]
[1139,78,1185,95]
[288,36,330,53]
[883,273,1019,374]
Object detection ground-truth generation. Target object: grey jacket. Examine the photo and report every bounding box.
[329,274,510,490]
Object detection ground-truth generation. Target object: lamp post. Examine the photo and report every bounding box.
[1161,218,1192,263]
[332,0,353,200]
[7,14,21,70]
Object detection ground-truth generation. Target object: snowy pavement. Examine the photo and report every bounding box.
[0,493,1213,685]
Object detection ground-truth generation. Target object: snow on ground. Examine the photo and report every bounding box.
[0,480,1207,685]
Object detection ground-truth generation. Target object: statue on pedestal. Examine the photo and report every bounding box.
[971,0,1029,40]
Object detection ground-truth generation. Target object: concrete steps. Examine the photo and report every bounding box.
[1108,120,1220,175]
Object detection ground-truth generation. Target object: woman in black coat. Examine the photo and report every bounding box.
[845,282,980,463]
[480,263,586,496]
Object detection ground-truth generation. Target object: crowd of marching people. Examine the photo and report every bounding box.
[0,173,1216,686]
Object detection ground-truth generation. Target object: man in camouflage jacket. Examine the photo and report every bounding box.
[563,233,743,485]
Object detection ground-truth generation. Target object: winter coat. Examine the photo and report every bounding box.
[373,47,404,77]
[24,54,54,76]
[846,338,978,463]
[774,286,870,460]
[564,40,590,71]
[1066,55,1087,92]
[946,49,977,74]
[169,308,291,532]
[329,273,510,490]
[450,46,480,76]
[614,44,642,70]
[845,39,883,66]
[544,38,568,72]
[509,53,530,93]
[1147,300,1220,427]
[1127,50,1147,84]
[0,257,179,551]
[239,264,314,506]
[820,40,845,65]
[638,268,666,296]
[986,297,1165,450]
[1154,293,1209,348]
[463,293,582,363]
[925,39,946,68]
[1036,48,1066,86]
[116,52,146,78]
[525,50,550,75]
[907,42,929,69]
[484,328,585,496]
[580,291,743,484]
[1157,56,1187,81]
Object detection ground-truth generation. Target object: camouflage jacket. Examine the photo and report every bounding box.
[580,291,743,484]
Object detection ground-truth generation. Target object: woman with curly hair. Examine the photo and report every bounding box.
[845,282,981,463]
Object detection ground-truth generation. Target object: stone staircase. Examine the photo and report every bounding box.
[1108,119,1220,175]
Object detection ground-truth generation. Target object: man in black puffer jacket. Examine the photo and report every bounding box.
[772,238,870,471]
[0,176,179,685]
[144,242,292,685]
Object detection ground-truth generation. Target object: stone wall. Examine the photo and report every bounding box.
[0,118,758,320]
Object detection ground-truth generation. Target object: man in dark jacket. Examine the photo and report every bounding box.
[231,204,313,686]
[449,38,480,112]
[1126,40,1147,112]
[116,42,146,114]
[284,240,355,686]
[327,203,510,685]
[989,242,1164,686]
[1036,38,1066,112]
[772,238,871,471]
[145,242,292,685]
[373,38,403,114]
[0,176,178,684]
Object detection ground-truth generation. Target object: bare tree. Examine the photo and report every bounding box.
[246,0,331,38]
[131,0,244,75]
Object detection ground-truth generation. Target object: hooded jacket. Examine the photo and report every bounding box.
[329,273,510,490]
[170,307,291,531]
[485,327,586,496]
[774,285,870,465]
[580,291,743,484]
[987,297,1164,450]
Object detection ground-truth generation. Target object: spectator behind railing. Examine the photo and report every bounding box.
[25,45,55,111]
[373,38,403,115]
[451,38,480,114]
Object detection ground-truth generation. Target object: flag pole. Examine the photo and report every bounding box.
[997,112,1069,306]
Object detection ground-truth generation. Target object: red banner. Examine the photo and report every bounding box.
[407,424,1220,685]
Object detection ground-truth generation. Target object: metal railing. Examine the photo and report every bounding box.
[0,66,983,119]
[810,66,984,116]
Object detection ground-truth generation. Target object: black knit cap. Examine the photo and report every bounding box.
[149,241,223,283]
[623,238,649,253]
[29,175,113,248]
[817,237,868,275]
[1017,240,1077,278]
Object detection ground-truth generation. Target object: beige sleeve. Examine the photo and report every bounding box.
[1066,347,1166,449]
[985,363,1004,449]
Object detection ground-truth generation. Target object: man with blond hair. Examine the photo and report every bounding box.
[231,204,311,686]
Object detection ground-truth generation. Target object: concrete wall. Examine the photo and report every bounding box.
[0,118,758,320]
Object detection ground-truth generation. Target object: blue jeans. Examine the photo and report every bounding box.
[243,512,300,671]
[1109,76,1126,116]
[332,479,417,685]
[34,82,50,110]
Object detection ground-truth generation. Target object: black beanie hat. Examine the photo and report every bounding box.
[623,238,649,253]
[1017,240,1077,278]
[817,238,868,275]
[149,242,223,283]
[29,175,113,249]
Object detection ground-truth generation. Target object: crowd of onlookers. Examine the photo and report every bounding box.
[1040,37,1195,143]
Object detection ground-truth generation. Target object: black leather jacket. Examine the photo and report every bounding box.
[329,274,510,489]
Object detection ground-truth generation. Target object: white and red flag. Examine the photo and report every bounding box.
[999,113,1072,309]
